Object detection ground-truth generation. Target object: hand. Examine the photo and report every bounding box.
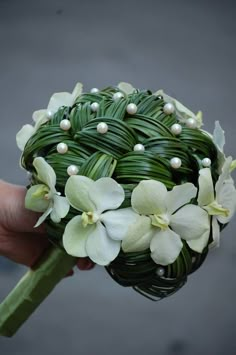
[0,180,94,271]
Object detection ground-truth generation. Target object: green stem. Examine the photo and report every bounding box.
[0,246,76,337]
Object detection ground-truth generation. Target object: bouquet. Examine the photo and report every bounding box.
[0,82,235,337]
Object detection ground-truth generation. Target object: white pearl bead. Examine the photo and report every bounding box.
[113,92,124,102]
[156,267,165,277]
[67,165,79,176]
[133,143,145,152]
[186,117,197,129]
[171,123,182,136]
[91,102,99,112]
[126,103,138,115]
[97,122,108,134]
[46,110,54,119]
[57,143,68,154]
[163,102,175,115]
[60,119,71,131]
[170,157,182,169]
[90,88,99,94]
[202,157,211,167]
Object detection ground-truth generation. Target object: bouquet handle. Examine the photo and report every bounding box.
[0,246,76,337]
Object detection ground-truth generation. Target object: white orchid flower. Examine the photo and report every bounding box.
[63,176,138,265]
[117,82,136,95]
[25,157,70,227]
[196,156,236,248]
[122,180,210,266]
[16,82,83,151]
[154,89,203,128]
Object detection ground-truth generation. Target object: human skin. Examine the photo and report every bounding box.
[0,180,94,270]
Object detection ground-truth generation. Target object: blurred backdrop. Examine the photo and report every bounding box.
[0,0,236,354]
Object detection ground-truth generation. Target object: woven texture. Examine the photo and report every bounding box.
[22,86,219,300]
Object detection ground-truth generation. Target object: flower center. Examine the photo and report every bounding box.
[81,211,99,227]
[204,200,230,217]
[32,185,50,199]
[151,213,170,230]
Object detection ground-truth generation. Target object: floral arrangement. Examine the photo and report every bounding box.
[0,82,235,337]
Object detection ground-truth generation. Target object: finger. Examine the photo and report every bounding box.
[76,258,95,270]
[0,181,46,234]
[0,232,49,267]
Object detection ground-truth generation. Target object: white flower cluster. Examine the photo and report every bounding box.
[25,155,236,266]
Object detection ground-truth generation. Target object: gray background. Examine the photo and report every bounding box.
[0,0,236,354]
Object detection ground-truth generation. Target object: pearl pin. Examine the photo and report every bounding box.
[186,117,197,129]
[90,88,99,94]
[133,143,145,152]
[126,103,138,115]
[202,157,211,167]
[60,119,71,131]
[46,110,54,120]
[170,157,182,169]
[91,102,99,112]
[171,123,182,136]
[57,143,68,154]
[113,92,124,102]
[163,102,175,115]
[67,165,79,176]
[156,267,165,277]
[97,122,108,134]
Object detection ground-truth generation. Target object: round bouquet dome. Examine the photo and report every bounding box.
[1,82,236,337]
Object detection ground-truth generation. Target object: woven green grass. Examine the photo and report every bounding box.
[22,86,218,300]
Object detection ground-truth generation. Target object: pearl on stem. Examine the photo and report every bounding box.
[91,102,99,112]
[186,117,197,129]
[60,119,71,131]
[113,92,124,102]
[156,267,165,277]
[46,110,54,119]
[90,88,99,94]
[170,157,182,169]
[97,122,108,134]
[126,103,138,115]
[57,143,68,154]
[163,102,175,115]
[171,123,182,136]
[67,165,79,176]
[202,157,211,167]
[133,143,145,152]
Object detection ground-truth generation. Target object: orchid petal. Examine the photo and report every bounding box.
[35,204,53,227]
[16,124,35,151]
[72,82,83,101]
[170,204,210,242]
[150,228,183,266]
[166,183,197,215]
[101,208,139,241]
[215,156,232,197]
[210,216,220,248]
[65,175,96,212]
[25,184,50,212]
[213,121,225,152]
[32,109,47,123]
[198,168,214,207]
[118,82,135,95]
[86,222,120,265]
[47,92,74,113]
[33,157,56,191]
[131,180,167,215]
[217,181,236,224]
[51,195,70,222]
[89,177,125,213]
[122,215,155,252]
[63,216,95,257]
